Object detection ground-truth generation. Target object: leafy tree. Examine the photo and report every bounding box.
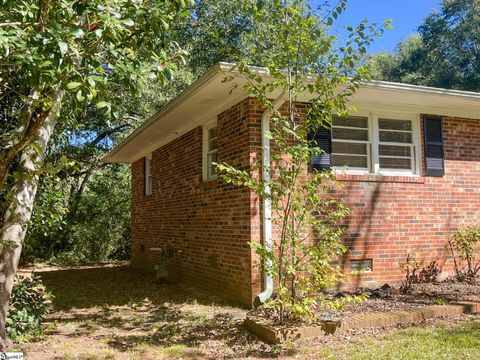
[370,35,426,85]
[25,165,131,264]
[177,0,257,75]
[372,0,480,91]
[19,0,272,268]
[20,0,260,267]
[0,0,191,347]
[218,0,387,323]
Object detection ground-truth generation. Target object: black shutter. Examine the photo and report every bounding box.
[423,116,445,176]
[308,125,332,171]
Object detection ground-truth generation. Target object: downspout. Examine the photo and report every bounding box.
[254,93,286,306]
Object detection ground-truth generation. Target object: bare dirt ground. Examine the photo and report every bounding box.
[12,264,480,359]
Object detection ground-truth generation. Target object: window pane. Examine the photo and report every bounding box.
[333,116,368,128]
[379,130,412,143]
[379,157,411,169]
[379,119,412,131]
[333,128,368,141]
[332,142,367,155]
[379,145,411,157]
[209,137,217,151]
[333,154,368,168]
[207,151,217,176]
[209,127,217,138]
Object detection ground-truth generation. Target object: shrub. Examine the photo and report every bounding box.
[399,249,424,293]
[449,225,480,282]
[6,273,52,341]
[399,248,441,293]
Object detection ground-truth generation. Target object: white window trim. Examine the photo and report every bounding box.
[333,112,421,177]
[145,153,152,196]
[203,121,218,181]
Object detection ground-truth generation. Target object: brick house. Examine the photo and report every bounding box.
[104,63,480,307]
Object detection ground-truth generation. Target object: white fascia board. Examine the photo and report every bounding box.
[360,80,480,100]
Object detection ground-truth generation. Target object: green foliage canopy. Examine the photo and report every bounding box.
[372,0,480,91]
[0,0,192,189]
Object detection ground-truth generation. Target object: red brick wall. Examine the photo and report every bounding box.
[339,115,480,288]
[130,98,261,307]
[131,95,480,303]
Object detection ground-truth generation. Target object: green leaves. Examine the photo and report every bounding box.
[76,90,85,102]
[6,274,52,340]
[69,28,85,39]
[373,0,480,92]
[449,225,480,280]
[58,41,68,56]
[95,101,108,109]
[121,18,134,27]
[0,0,193,118]
[66,82,82,90]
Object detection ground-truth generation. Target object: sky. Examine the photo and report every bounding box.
[312,0,441,54]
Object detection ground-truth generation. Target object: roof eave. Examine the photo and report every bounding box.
[102,63,225,163]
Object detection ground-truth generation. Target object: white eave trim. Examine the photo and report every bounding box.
[360,80,480,100]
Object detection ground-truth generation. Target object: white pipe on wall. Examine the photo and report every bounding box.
[254,93,285,306]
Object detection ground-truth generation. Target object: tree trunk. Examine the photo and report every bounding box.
[0,90,63,350]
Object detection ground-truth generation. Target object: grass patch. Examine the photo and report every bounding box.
[319,320,480,360]
[62,349,117,360]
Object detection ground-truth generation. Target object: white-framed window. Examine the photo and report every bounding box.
[145,154,152,195]
[203,123,218,180]
[332,116,371,172]
[332,113,420,176]
[377,118,415,173]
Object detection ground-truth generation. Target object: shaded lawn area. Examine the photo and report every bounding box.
[16,264,259,360]
[13,264,480,359]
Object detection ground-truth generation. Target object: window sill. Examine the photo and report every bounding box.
[336,173,425,184]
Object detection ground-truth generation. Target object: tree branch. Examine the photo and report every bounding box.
[0,22,39,27]
[89,124,130,148]
[0,111,49,186]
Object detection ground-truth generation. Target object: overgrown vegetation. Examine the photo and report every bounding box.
[24,166,131,264]
[218,0,388,323]
[0,0,194,346]
[16,0,263,265]
[6,274,51,341]
[449,225,480,282]
[399,248,441,293]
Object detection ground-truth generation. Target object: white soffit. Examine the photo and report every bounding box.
[103,62,480,163]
